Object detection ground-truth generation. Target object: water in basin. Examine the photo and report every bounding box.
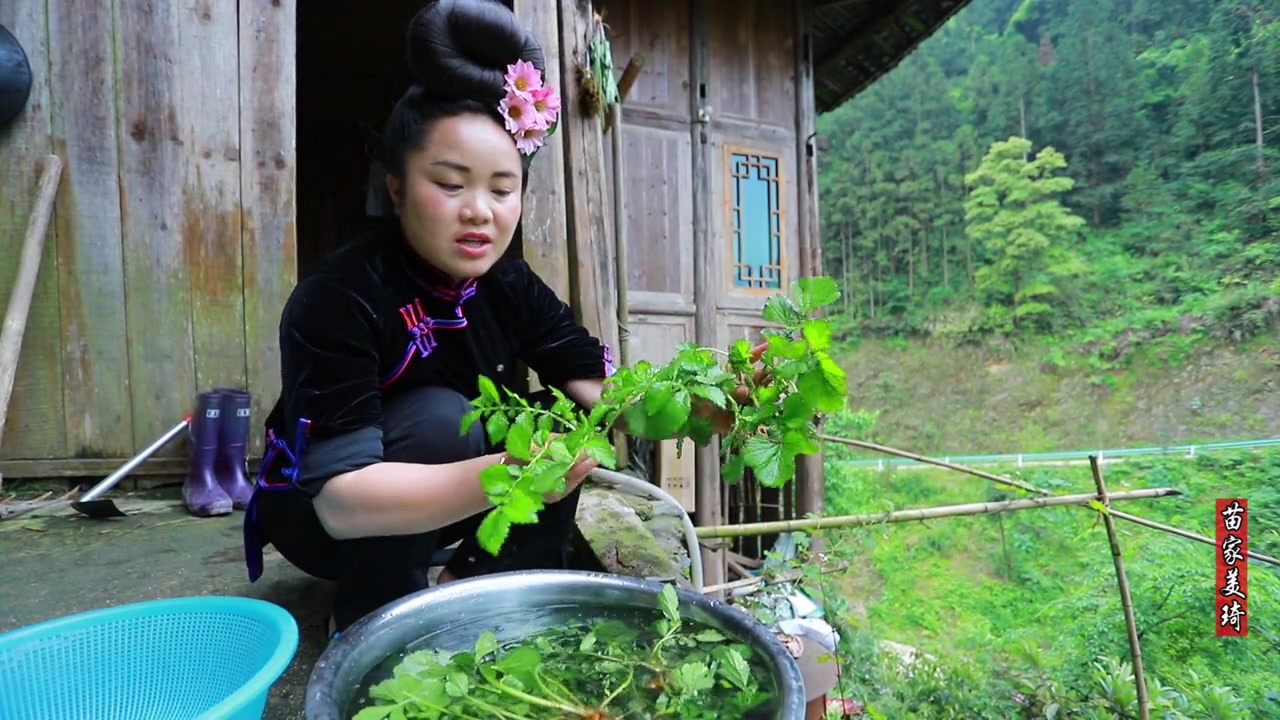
[345,602,782,719]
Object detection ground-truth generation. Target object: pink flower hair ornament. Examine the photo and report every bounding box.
[498,59,561,156]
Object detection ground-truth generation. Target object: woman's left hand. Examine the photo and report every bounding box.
[699,340,770,434]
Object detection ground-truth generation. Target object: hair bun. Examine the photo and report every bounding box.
[406,0,546,105]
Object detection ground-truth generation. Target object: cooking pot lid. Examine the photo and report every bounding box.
[0,23,33,128]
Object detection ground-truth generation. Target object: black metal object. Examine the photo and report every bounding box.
[0,23,32,128]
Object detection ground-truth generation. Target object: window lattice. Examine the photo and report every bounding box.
[728,151,783,290]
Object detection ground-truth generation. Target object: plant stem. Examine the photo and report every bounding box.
[582,651,662,674]
[484,675,587,716]
[600,666,635,709]
[1090,456,1149,720]
[535,666,586,708]
[694,488,1181,538]
[465,695,535,720]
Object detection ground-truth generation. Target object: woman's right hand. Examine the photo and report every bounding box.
[545,455,598,503]
[501,433,599,503]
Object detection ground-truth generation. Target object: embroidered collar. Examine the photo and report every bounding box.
[387,220,478,301]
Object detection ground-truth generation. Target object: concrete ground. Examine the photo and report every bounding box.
[0,489,327,719]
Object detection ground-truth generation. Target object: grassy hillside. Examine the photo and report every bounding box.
[817,440,1280,718]
[834,337,1280,457]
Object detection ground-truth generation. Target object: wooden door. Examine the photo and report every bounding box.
[599,0,699,511]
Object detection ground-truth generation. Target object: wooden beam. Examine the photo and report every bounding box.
[514,0,571,300]
[239,0,298,458]
[812,0,973,112]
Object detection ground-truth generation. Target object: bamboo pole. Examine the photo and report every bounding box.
[1106,506,1279,567]
[1091,457,1149,720]
[0,155,63,449]
[820,433,1280,568]
[819,433,1049,496]
[695,488,1181,539]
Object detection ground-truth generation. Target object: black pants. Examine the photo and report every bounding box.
[253,386,583,631]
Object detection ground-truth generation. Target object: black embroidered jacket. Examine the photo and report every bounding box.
[256,219,614,493]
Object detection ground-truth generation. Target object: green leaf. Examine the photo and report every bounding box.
[584,434,618,467]
[476,375,500,403]
[531,459,574,494]
[658,582,680,623]
[352,706,397,720]
[459,408,485,436]
[689,384,729,409]
[762,295,802,326]
[694,629,727,643]
[795,352,846,413]
[637,384,691,439]
[800,319,832,351]
[721,454,746,485]
[474,630,499,659]
[477,510,512,556]
[728,339,754,373]
[505,412,535,461]
[444,671,470,697]
[774,336,810,361]
[743,435,792,487]
[479,462,518,499]
[484,412,510,444]
[548,438,575,464]
[782,430,820,457]
[500,487,542,524]
[718,647,755,691]
[794,275,840,313]
[780,393,815,428]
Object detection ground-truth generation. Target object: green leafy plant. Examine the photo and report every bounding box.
[351,584,775,720]
[461,276,846,555]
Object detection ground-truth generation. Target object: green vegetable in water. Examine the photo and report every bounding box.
[462,275,846,556]
[349,584,777,719]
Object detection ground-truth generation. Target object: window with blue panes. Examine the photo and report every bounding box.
[728,150,783,290]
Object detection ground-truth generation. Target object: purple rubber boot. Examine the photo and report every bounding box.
[182,391,234,517]
[214,387,254,510]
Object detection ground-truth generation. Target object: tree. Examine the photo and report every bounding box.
[963,136,1088,332]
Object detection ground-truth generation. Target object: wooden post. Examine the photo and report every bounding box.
[513,0,571,301]
[557,0,619,359]
[793,0,825,543]
[1090,456,1150,720]
[689,0,726,593]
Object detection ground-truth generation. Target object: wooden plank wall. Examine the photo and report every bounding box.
[704,0,806,559]
[592,0,823,567]
[0,0,64,464]
[597,0,699,512]
[0,0,295,475]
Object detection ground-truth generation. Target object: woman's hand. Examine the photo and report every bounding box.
[547,454,599,503]
[501,434,599,503]
[697,340,771,434]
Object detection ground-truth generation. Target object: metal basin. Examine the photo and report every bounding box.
[305,570,807,719]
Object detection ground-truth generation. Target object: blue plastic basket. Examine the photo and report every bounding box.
[0,595,299,720]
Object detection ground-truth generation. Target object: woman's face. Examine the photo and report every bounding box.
[388,113,523,279]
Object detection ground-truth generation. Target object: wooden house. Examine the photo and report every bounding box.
[0,0,968,580]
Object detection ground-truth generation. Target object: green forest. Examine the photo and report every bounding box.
[808,0,1280,716]
[816,0,1279,361]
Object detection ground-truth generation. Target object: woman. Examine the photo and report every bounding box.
[242,0,752,638]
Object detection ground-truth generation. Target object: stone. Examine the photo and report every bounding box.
[575,486,684,584]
